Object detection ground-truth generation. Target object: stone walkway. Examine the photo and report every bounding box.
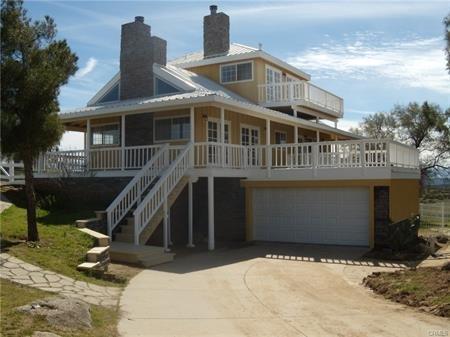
[0,253,120,307]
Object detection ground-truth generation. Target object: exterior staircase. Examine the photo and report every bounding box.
[114,176,189,244]
[100,143,192,267]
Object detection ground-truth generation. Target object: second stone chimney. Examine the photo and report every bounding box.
[120,16,167,100]
[203,5,230,58]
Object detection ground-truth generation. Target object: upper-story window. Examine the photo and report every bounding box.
[91,123,120,146]
[220,61,253,84]
[154,77,180,96]
[97,83,119,104]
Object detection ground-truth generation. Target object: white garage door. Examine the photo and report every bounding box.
[253,187,369,246]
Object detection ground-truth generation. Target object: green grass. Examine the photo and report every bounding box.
[0,205,124,287]
[0,279,120,337]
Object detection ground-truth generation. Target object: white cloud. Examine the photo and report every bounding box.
[288,33,450,94]
[75,57,98,79]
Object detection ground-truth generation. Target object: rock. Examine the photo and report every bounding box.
[16,297,92,329]
[436,234,449,244]
[441,261,450,271]
[32,332,62,337]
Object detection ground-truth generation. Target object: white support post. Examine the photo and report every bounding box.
[294,125,298,167]
[220,107,225,167]
[316,130,320,142]
[190,106,195,167]
[121,115,125,170]
[86,119,91,171]
[163,198,170,252]
[187,180,194,248]
[266,119,271,177]
[208,175,215,251]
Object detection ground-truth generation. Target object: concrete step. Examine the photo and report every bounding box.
[109,242,174,267]
[95,210,107,221]
[77,261,100,271]
[86,246,110,263]
[114,232,134,243]
[120,223,134,235]
[78,228,110,247]
[75,218,99,228]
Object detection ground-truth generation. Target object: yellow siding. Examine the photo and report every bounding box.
[188,57,308,104]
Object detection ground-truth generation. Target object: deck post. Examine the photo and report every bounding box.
[220,107,225,167]
[187,179,195,248]
[163,198,170,252]
[208,175,215,251]
[266,119,271,177]
[190,106,195,167]
[121,115,125,170]
[86,119,91,171]
[294,125,298,167]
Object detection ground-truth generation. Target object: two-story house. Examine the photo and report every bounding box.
[34,6,420,264]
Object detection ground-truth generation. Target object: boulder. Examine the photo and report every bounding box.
[16,297,92,329]
[32,332,62,337]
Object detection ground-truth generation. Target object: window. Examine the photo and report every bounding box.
[275,131,287,144]
[155,117,190,141]
[207,120,230,143]
[155,78,180,96]
[220,61,253,83]
[91,124,120,146]
[97,83,119,104]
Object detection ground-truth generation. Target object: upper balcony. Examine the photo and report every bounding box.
[258,81,344,120]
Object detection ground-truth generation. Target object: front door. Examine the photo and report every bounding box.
[241,126,260,166]
[207,119,229,165]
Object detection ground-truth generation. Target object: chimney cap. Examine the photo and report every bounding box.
[209,5,218,14]
[135,16,144,23]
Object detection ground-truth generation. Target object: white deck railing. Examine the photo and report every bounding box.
[34,139,419,178]
[133,143,192,245]
[0,160,25,184]
[193,140,419,170]
[105,144,169,237]
[258,81,344,117]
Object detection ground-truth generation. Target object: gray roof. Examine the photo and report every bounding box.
[169,43,258,66]
[59,64,254,118]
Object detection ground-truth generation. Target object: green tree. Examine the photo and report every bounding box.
[1,0,78,241]
[352,102,450,178]
[445,13,450,74]
[349,112,397,139]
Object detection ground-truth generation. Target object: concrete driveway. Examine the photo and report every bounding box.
[119,243,449,337]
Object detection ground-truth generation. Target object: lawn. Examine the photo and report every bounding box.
[0,278,120,337]
[364,267,450,317]
[0,204,126,287]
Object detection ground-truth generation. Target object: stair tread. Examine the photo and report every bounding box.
[77,262,100,269]
[76,218,99,222]
[87,246,110,254]
[78,228,109,239]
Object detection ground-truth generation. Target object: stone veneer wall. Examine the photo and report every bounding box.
[34,177,132,210]
[125,112,154,146]
[147,177,246,246]
[374,186,390,247]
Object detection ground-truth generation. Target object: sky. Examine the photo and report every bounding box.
[24,0,450,149]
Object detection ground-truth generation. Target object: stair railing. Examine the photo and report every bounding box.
[106,144,169,237]
[133,142,193,245]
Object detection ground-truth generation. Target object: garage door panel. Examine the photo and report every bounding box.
[253,187,369,246]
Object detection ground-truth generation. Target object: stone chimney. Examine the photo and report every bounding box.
[203,5,230,58]
[120,16,167,100]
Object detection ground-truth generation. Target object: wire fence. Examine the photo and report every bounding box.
[420,201,450,236]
